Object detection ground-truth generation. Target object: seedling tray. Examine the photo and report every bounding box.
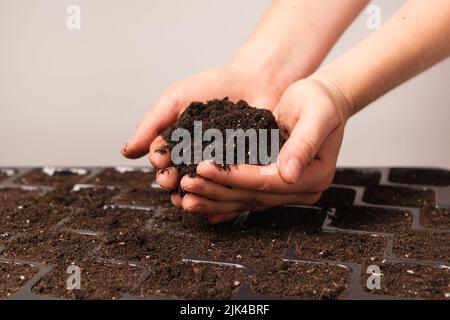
[0,166,449,300]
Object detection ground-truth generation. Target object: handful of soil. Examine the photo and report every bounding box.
[158,98,286,191]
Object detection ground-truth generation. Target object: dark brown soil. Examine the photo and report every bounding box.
[249,261,350,299]
[362,186,435,207]
[114,187,171,207]
[294,232,387,266]
[316,187,356,207]
[15,168,89,187]
[64,207,153,233]
[0,188,41,209]
[33,261,142,300]
[135,262,245,299]
[333,169,381,186]
[0,262,37,298]
[43,186,119,209]
[159,98,284,183]
[2,166,450,300]
[87,168,156,189]
[389,168,450,186]
[2,230,98,264]
[0,203,73,235]
[420,206,450,230]
[393,231,450,262]
[331,206,412,233]
[99,229,198,264]
[364,263,450,299]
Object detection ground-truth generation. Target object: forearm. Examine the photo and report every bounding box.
[231,0,369,91]
[313,0,450,118]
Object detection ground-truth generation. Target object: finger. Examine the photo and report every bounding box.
[122,87,181,159]
[149,136,171,169]
[181,193,245,214]
[171,193,182,208]
[180,175,321,206]
[207,211,242,224]
[277,105,340,184]
[196,160,328,193]
[156,167,180,191]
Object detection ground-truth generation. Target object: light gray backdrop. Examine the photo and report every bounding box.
[1,0,449,168]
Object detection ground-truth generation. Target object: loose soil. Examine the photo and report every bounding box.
[393,231,450,262]
[0,262,37,298]
[65,207,153,233]
[15,168,89,187]
[363,263,450,299]
[135,262,245,299]
[1,203,73,235]
[32,261,142,300]
[249,261,350,299]
[114,187,171,207]
[362,186,435,207]
[43,186,119,209]
[420,206,450,230]
[331,206,412,233]
[87,168,156,189]
[389,168,450,186]
[157,98,284,192]
[99,229,198,264]
[294,232,387,266]
[2,230,98,265]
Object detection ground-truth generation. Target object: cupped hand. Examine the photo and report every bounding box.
[122,63,288,222]
[176,78,350,223]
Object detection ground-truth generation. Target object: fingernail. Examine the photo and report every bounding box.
[122,142,128,154]
[286,158,301,183]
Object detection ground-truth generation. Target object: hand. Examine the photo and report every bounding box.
[177,78,349,223]
[122,63,289,222]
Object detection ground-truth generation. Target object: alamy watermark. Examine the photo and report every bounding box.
[170,121,280,171]
[66,264,81,290]
[66,5,81,30]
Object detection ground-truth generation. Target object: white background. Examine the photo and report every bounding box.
[1,0,449,168]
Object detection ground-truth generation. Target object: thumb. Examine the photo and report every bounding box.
[122,89,181,159]
[277,108,337,184]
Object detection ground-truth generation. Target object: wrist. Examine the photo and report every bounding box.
[309,70,356,122]
[230,42,311,95]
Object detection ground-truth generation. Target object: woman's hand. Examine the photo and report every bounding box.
[176,78,350,223]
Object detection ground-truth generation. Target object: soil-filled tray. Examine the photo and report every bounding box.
[363,263,450,299]
[135,261,245,299]
[330,206,412,233]
[0,262,38,298]
[389,168,450,186]
[15,168,89,187]
[32,260,142,300]
[1,166,450,300]
[87,168,156,189]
